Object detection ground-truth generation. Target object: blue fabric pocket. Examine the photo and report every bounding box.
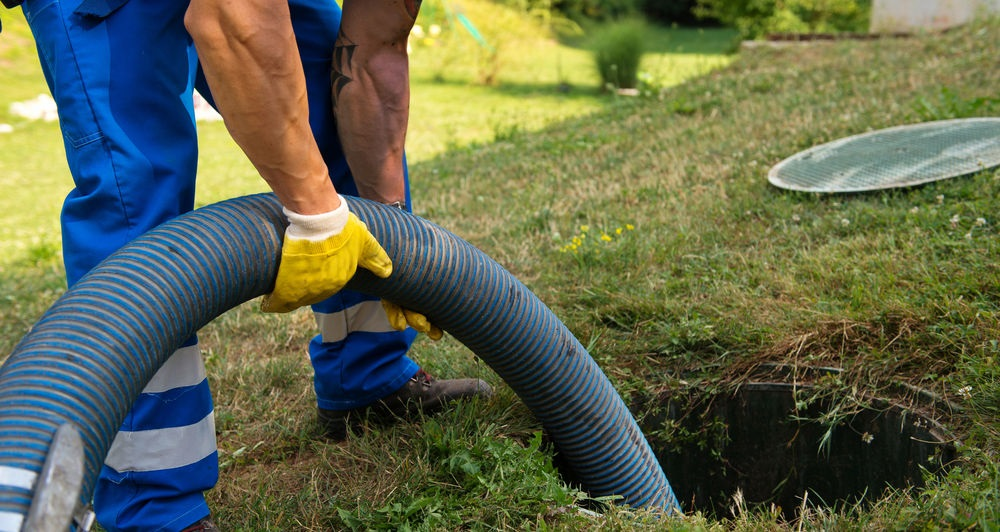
[73,0,127,18]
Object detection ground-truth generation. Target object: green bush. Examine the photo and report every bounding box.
[694,0,871,40]
[591,19,646,91]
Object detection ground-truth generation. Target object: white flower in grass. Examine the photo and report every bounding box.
[975,217,987,227]
[840,218,850,227]
[957,385,973,399]
[861,432,874,444]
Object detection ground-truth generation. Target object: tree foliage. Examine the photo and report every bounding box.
[694,0,871,39]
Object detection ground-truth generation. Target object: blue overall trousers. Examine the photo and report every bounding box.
[20,0,419,529]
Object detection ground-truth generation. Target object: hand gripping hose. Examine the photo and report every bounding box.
[0,194,679,531]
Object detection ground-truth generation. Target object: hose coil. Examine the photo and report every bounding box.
[0,194,678,529]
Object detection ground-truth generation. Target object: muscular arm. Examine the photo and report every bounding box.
[185,0,340,215]
[333,0,419,204]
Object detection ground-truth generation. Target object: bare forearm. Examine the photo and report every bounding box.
[185,0,339,214]
[333,0,418,204]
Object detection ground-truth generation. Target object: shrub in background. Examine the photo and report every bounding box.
[590,19,646,91]
[694,0,871,40]
[554,0,639,22]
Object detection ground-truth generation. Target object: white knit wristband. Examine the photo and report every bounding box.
[283,195,350,241]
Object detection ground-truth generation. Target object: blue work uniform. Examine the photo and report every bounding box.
[19,0,419,529]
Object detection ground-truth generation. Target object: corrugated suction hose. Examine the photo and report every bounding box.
[0,194,679,530]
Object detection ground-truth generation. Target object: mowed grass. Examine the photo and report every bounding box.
[2,3,1000,530]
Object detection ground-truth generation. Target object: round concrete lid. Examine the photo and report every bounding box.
[768,118,1000,193]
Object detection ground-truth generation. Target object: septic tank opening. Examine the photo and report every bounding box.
[633,372,957,519]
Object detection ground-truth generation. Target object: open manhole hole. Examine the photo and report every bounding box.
[633,367,957,518]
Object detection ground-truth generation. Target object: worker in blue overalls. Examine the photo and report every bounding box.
[9,0,492,528]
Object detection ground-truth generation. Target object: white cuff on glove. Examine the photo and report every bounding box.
[283,195,350,241]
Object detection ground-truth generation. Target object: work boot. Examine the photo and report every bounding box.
[318,369,492,440]
[181,516,219,531]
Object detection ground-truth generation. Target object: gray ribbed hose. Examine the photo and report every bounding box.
[0,194,679,530]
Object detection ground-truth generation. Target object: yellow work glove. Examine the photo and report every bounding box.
[382,300,444,340]
[261,196,392,313]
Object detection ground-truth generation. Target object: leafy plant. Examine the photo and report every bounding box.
[332,417,587,530]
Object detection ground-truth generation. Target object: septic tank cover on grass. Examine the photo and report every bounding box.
[768,118,1000,193]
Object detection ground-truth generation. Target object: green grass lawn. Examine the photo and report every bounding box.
[2,3,999,530]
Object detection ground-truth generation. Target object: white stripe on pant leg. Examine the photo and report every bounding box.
[0,466,37,491]
[314,299,397,343]
[103,412,216,472]
[0,511,24,532]
[144,344,206,393]
[0,466,34,530]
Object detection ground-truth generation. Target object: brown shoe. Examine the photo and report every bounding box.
[318,369,492,440]
[181,516,219,531]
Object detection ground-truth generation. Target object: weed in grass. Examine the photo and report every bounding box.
[557,222,636,270]
[330,404,592,530]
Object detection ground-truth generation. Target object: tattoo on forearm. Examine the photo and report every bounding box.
[404,0,422,19]
[331,32,358,108]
